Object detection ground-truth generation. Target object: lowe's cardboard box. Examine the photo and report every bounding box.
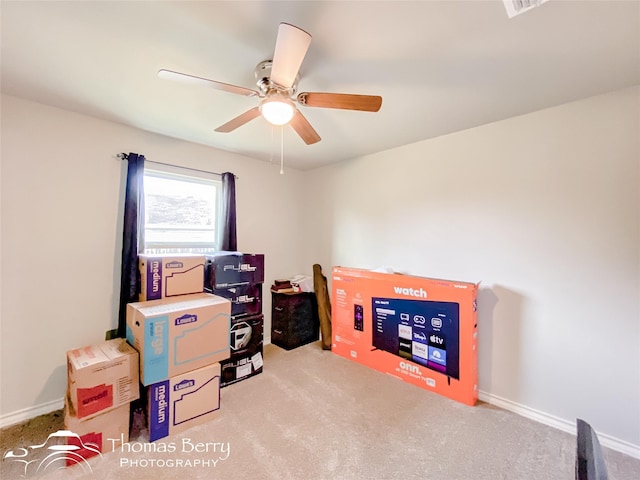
[67,338,139,420]
[332,267,479,406]
[139,254,205,301]
[221,314,264,387]
[126,293,231,385]
[147,362,221,442]
[64,392,129,462]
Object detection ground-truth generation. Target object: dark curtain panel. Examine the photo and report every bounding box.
[220,172,237,251]
[117,153,145,338]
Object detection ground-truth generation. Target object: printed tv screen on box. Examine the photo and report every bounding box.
[332,267,478,406]
[371,297,460,379]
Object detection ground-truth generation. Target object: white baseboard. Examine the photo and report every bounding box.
[479,390,640,460]
[0,397,64,429]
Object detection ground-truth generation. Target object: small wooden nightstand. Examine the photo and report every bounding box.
[271,291,320,350]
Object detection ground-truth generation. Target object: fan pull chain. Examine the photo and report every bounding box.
[280,126,285,175]
[269,126,274,164]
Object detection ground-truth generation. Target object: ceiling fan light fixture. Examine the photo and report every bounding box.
[160,23,379,145]
[260,95,295,125]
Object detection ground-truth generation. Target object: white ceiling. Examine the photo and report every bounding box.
[2,1,639,170]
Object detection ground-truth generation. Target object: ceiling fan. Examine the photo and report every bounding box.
[158,23,382,145]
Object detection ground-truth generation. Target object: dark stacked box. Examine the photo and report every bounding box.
[204,252,265,387]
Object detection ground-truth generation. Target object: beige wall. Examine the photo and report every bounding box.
[302,87,640,451]
[0,94,307,420]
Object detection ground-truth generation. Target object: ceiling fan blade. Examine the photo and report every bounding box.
[214,107,262,133]
[289,108,321,145]
[158,69,259,97]
[270,23,312,89]
[297,92,382,112]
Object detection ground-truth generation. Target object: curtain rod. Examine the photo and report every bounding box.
[116,153,237,179]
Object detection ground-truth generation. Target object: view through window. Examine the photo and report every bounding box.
[143,167,221,254]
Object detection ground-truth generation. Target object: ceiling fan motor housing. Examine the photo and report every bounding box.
[255,60,298,96]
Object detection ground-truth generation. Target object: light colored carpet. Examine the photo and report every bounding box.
[2,342,639,479]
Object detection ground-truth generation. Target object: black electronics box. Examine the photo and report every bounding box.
[207,283,262,317]
[221,314,264,387]
[204,252,265,289]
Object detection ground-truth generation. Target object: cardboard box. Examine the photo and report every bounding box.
[67,338,139,420]
[332,267,479,406]
[126,293,231,385]
[208,283,263,317]
[221,314,264,387]
[64,392,129,463]
[147,362,221,442]
[139,254,205,301]
[204,252,264,289]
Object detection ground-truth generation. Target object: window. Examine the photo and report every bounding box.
[143,164,222,254]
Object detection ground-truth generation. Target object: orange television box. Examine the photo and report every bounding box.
[332,267,479,406]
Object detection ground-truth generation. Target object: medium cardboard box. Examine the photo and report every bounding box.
[64,392,129,463]
[204,252,264,289]
[126,293,231,385]
[147,362,221,442]
[67,338,139,420]
[331,267,479,406]
[208,283,263,317]
[221,314,264,387]
[139,254,205,301]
